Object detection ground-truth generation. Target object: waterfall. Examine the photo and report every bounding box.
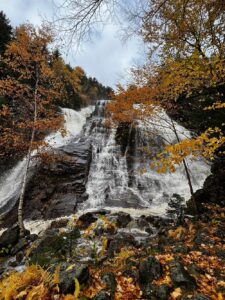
[80,100,211,213]
[0,106,94,216]
[0,100,211,219]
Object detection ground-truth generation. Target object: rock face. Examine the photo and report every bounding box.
[1,139,92,226]
[0,225,19,249]
[194,159,225,210]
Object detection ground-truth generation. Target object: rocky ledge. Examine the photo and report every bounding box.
[0,204,224,299]
[0,138,92,228]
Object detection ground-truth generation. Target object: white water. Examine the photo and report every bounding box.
[0,101,211,222]
[81,101,211,214]
[0,106,94,215]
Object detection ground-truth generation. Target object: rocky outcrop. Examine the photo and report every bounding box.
[194,158,225,210]
[1,138,92,227]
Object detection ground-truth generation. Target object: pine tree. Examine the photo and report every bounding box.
[0,11,12,55]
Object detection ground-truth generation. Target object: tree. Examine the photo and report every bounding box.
[141,0,225,59]
[0,24,64,236]
[51,0,225,213]
[0,11,13,56]
[107,85,200,212]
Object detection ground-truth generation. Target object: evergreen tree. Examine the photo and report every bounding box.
[0,11,13,55]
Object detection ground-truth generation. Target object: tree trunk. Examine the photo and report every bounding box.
[18,64,39,237]
[171,120,198,214]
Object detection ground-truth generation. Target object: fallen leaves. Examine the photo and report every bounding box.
[171,287,182,299]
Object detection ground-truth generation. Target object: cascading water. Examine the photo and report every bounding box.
[0,106,94,216]
[80,100,210,214]
[0,100,211,221]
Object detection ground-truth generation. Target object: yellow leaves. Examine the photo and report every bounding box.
[171,287,182,299]
[204,102,225,110]
[151,126,225,174]
[53,265,61,285]
[0,264,83,299]
[15,290,27,299]
[168,226,186,240]
[0,265,51,300]
[74,278,80,300]
[214,293,224,300]
[83,221,97,238]
[66,264,76,272]
[100,237,108,257]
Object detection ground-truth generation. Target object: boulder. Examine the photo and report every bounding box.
[139,256,162,285]
[0,224,19,251]
[169,259,196,288]
[79,212,98,228]
[113,212,132,228]
[107,233,136,257]
[59,263,89,294]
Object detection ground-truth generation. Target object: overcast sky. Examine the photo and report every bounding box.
[0,0,145,88]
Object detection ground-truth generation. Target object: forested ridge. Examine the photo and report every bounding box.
[0,1,224,300]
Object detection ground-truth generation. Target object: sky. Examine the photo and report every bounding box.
[0,0,145,88]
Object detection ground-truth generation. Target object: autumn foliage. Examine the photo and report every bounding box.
[107,0,225,175]
[0,24,64,159]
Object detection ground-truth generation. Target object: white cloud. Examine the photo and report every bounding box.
[0,0,145,87]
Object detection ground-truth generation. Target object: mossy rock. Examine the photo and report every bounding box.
[29,228,80,266]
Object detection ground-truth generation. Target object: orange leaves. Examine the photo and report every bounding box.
[115,275,141,300]
[107,85,159,124]
[0,23,64,159]
[83,268,141,300]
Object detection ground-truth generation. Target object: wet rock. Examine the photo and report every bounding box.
[0,224,19,250]
[79,212,98,228]
[169,259,196,288]
[101,272,117,293]
[193,159,225,209]
[29,228,81,266]
[8,260,19,268]
[50,218,69,229]
[140,283,155,298]
[110,212,132,228]
[145,227,154,235]
[16,251,24,263]
[107,233,136,257]
[11,238,28,255]
[94,209,110,215]
[93,290,113,300]
[145,215,164,228]
[189,294,211,300]
[136,217,154,235]
[139,256,162,285]
[59,263,89,294]
[28,234,38,242]
[155,284,170,300]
